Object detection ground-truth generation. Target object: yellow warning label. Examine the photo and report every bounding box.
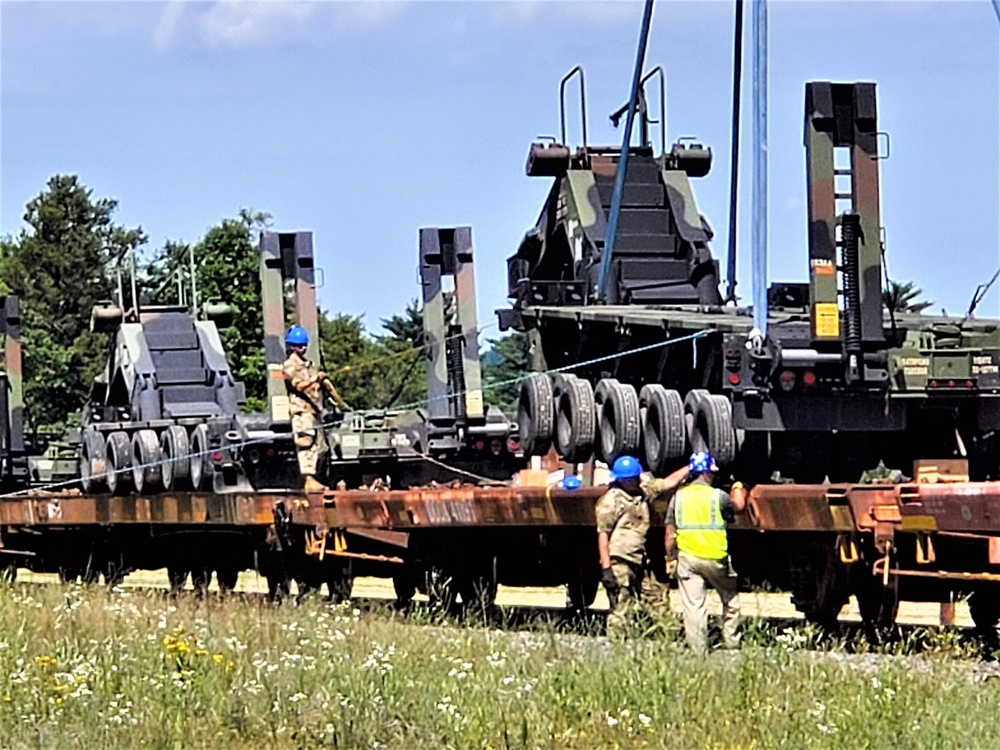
[815,303,840,338]
[465,389,484,418]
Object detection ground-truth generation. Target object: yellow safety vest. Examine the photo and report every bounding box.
[675,483,728,560]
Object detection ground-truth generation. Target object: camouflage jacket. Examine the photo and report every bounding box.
[595,474,673,565]
[282,351,323,415]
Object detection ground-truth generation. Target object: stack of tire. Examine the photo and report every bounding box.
[79,423,217,495]
[517,372,735,471]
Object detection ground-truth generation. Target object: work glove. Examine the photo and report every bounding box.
[601,567,620,610]
[665,558,678,579]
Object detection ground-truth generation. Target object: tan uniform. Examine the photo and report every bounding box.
[595,473,676,638]
[282,351,326,477]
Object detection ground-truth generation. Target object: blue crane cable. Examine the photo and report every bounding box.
[751,0,768,335]
[597,0,656,303]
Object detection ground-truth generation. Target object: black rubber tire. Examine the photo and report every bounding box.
[640,384,686,475]
[105,431,133,496]
[392,568,418,606]
[595,379,641,464]
[517,373,554,456]
[160,425,191,491]
[132,429,162,494]
[80,429,109,494]
[554,374,595,464]
[696,394,736,466]
[854,566,900,645]
[189,424,211,492]
[683,389,711,454]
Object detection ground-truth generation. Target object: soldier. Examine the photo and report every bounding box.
[282,325,328,493]
[597,455,690,639]
[665,451,747,653]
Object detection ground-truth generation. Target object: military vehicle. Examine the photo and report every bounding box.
[500,73,1000,486]
[259,228,520,491]
[77,251,265,495]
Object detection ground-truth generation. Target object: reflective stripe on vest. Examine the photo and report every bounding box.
[675,483,728,560]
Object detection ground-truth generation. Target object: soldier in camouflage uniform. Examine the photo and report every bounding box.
[596,455,690,638]
[282,326,328,493]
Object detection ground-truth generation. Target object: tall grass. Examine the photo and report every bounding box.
[1,581,999,749]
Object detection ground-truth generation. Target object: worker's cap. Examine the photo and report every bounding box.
[610,455,643,481]
[285,325,309,346]
[688,451,718,474]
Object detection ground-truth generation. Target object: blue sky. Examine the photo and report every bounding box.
[2,0,998,335]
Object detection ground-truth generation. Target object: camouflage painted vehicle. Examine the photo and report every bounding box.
[77,250,301,496]
[259,229,520,490]
[500,73,1000,485]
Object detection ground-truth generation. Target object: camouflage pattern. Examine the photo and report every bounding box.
[606,559,644,640]
[259,232,320,425]
[420,227,484,421]
[283,349,327,477]
[508,69,720,309]
[804,82,883,347]
[595,486,650,565]
[0,296,26,487]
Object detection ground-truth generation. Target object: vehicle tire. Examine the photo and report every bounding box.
[80,429,109,494]
[517,373,554,456]
[392,568,418,607]
[595,379,641,464]
[189,424,211,492]
[640,385,685,475]
[105,431,133,496]
[683,389,711,454]
[160,425,191,491]
[554,374,595,464]
[853,564,900,645]
[131,429,163,494]
[696,394,736,466]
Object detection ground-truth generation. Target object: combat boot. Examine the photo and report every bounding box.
[303,475,328,493]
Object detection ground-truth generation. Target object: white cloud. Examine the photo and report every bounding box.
[151,1,408,50]
[153,2,187,50]
[198,1,315,48]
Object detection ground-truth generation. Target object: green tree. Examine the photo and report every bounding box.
[884,280,933,315]
[481,331,530,411]
[374,300,427,410]
[0,175,143,431]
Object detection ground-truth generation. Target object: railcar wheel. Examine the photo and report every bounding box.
[80,429,109,494]
[189,424,211,492]
[160,426,191,491]
[216,566,240,594]
[132,429,163,494]
[854,566,900,645]
[554,374,595,464]
[594,379,641,464]
[517,373,554,456]
[640,385,685,475]
[325,559,354,603]
[105,431,133,496]
[969,590,1000,632]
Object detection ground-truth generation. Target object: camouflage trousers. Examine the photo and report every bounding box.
[606,560,645,640]
[291,411,326,476]
[677,553,741,653]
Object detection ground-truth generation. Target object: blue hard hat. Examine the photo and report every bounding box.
[285,325,309,347]
[610,455,642,481]
[562,475,582,490]
[689,451,718,474]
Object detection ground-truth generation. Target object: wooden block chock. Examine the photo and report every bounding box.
[913,459,969,484]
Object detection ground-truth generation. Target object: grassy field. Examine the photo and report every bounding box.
[2,582,1000,749]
